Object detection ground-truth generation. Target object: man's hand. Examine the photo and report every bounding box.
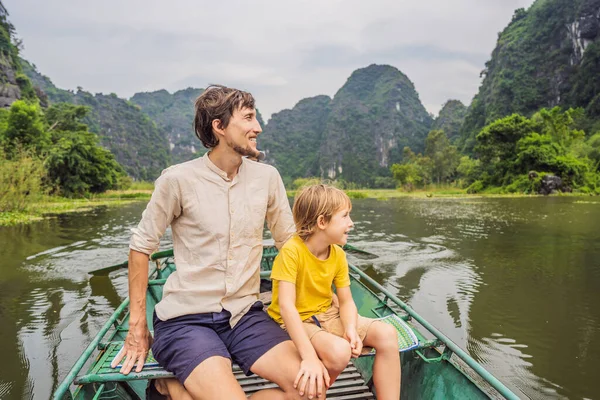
[294,356,331,399]
[344,328,363,358]
[110,324,153,374]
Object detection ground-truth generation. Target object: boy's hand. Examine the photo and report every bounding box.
[294,356,331,399]
[344,328,363,358]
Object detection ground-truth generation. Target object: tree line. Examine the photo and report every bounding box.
[391,107,600,194]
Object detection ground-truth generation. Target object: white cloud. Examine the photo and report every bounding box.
[7,0,535,119]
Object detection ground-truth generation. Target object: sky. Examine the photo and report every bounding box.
[7,0,536,120]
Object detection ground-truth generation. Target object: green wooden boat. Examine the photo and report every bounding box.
[53,246,520,400]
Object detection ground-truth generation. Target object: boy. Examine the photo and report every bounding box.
[267,184,401,400]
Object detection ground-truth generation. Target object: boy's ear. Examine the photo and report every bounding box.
[316,215,327,229]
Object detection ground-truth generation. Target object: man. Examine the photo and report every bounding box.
[112,85,319,399]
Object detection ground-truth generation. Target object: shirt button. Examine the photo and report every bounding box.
[228,254,233,260]
[230,209,234,214]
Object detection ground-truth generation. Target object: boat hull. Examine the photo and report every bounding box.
[54,248,513,400]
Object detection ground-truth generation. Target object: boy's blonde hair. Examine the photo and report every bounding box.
[293,184,352,241]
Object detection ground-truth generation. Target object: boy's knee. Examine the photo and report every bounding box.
[322,339,352,372]
[375,323,399,350]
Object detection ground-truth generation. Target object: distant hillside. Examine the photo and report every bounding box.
[131,88,202,164]
[21,60,170,180]
[261,95,331,180]
[131,88,266,164]
[460,0,600,152]
[261,64,433,186]
[432,100,467,142]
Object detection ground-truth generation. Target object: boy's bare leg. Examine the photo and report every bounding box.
[362,321,401,400]
[250,340,315,400]
[310,331,352,383]
[183,356,247,400]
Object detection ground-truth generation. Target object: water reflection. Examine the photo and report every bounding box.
[0,197,599,399]
[348,197,600,400]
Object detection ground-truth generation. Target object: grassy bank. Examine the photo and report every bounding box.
[3,186,594,227]
[286,187,593,199]
[0,196,146,227]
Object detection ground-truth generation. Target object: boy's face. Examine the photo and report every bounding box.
[323,206,354,246]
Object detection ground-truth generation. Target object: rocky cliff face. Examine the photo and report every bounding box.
[0,54,20,107]
[460,0,600,152]
[261,64,432,185]
[568,0,600,65]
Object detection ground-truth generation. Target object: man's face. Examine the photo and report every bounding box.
[222,107,262,158]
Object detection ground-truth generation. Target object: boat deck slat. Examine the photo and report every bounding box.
[75,342,375,399]
[240,363,375,399]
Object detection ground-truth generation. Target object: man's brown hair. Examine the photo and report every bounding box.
[193,85,255,148]
[293,184,352,241]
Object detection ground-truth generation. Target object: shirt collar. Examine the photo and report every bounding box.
[203,152,246,183]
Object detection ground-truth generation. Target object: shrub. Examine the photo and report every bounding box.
[0,149,46,212]
[466,180,484,194]
[292,177,321,189]
[345,191,368,199]
[372,176,397,189]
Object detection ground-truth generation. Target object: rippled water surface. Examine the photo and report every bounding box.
[1,197,599,399]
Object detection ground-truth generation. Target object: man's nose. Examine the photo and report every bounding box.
[254,120,262,134]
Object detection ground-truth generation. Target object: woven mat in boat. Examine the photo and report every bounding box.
[363,314,419,356]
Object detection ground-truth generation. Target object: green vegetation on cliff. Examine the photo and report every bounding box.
[131,88,203,164]
[460,0,600,152]
[261,64,433,187]
[261,95,331,186]
[432,100,467,142]
[20,60,170,180]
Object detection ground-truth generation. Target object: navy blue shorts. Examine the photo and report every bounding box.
[151,301,290,384]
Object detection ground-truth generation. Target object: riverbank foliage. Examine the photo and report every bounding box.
[0,100,127,213]
[391,107,600,195]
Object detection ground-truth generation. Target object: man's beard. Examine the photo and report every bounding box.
[231,143,259,158]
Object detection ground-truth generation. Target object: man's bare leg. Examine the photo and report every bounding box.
[183,356,246,400]
[250,340,314,400]
[154,378,193,400]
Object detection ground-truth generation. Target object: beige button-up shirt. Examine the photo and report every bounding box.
[129,153,295,326]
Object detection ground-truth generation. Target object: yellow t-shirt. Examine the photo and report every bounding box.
[267,235,351,324]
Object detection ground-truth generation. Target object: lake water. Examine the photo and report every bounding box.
[0,197,598,399]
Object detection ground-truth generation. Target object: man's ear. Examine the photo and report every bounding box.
[212,119,225,138]
[316,215,327,229]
